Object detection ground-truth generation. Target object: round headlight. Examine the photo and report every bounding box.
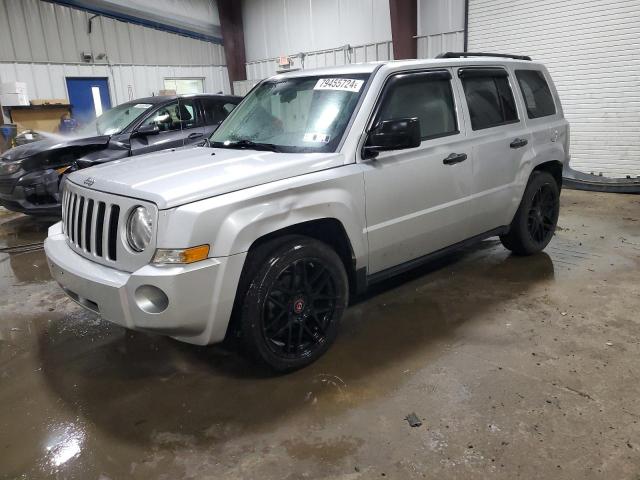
[126,206,153,252]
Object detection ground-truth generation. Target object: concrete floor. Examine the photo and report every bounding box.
[0,189,639,480]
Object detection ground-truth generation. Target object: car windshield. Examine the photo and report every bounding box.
[210,73,371,153]
[77,102,154,136]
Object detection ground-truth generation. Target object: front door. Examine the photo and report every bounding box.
[66,77,112,127]
[362,69,476,274]
[130,98,204,155]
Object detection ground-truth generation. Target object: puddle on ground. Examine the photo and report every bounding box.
[0,212,55,289]
[2,188,639,479]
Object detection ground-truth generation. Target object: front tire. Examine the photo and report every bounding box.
[500,170,560,255]
[239,236,349,372]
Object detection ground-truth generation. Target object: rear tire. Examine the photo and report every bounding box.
[500,170,560,255]
[238,235,348,372]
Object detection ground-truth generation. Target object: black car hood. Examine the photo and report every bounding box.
[1,135,111,162]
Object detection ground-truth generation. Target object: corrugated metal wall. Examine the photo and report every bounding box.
[467,0,640,178]
[416,0,465,58]
[0,0,225,66]
[242,0,392,62]
[240,0,465,83]
[0,0,230,104]
[56,0,222,41]
[0,63,230,104]
[244,40,394,81]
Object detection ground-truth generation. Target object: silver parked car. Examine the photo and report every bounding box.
[45,53,570,371]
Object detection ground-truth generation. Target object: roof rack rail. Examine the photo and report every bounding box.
[436,52,532,61]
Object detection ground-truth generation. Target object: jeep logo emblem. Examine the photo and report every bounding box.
[84,177,95,187]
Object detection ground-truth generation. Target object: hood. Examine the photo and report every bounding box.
[67,146,346,209]
[1,135,111,161]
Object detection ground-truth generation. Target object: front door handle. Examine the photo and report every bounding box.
[510,138,528,149]
[443,152,468,165]
[188,132,204,139]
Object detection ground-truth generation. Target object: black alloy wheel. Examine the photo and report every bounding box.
[263,258,339,360]
[500,170,560,255]
[527,183,557,247]
[238,235,348,372]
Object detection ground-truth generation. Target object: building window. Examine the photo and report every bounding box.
[163,78,204,95]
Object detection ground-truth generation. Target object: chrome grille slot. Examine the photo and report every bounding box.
[61,180,157,272]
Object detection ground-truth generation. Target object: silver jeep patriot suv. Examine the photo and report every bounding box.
[45,53,569,371]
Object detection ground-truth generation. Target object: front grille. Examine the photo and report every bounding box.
[63,189,122,261]
[61,180,157,272]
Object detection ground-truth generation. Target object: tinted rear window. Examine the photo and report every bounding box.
[202,98,238,125]
[460,69,518,130]
[515,70,556,119]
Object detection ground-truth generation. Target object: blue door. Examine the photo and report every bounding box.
[66,77,112,127]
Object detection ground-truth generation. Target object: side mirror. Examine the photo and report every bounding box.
[362,118,421,159]
[134,124,160,137]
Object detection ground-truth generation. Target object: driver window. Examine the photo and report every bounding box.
[144,99,199,132]
[376,72,458,140]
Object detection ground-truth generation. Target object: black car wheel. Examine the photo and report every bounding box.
[500,170,560,255]
[238,235,348,372]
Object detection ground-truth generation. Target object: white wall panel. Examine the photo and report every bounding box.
[242,0,392,62]
[0,62,230,104]
[245,40,393,81]
[0,0,225,67]
[417,0,465,36]
[416,31,464,59]
[468,0,640,178]
[0,0,231,111]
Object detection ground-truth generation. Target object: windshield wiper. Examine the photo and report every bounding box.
[210,139,281,152]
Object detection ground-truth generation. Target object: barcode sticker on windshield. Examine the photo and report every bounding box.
[134,103,153,109]
[314,78,364,92]
[303,132,331,143]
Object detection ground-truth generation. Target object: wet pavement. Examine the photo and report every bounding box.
[0,189,639,479]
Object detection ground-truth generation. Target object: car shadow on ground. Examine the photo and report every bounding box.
[36,239,555,449]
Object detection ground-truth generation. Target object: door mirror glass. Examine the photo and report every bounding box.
[363,118,421,158]
[135,124,160,136]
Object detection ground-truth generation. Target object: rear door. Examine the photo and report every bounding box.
[362,69,476,274]
[455,66,531,233]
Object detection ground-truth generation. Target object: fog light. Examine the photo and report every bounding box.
[134,285,169,314]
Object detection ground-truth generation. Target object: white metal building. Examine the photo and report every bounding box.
[0,0,230,106]
[467,0,640,178]
[239,0,464,84]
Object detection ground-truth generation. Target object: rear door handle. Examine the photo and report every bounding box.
[510,138,528,149]
[443,152,468,165]
[188,132,204,139]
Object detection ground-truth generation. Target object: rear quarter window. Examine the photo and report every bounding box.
[515,70,556,119]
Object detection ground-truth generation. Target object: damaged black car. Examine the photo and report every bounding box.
[0,93,241,216]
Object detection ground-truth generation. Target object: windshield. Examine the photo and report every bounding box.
[210,74,371,153]
[77,102,154,136]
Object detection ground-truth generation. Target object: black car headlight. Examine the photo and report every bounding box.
[0,160,21,175]
[126,206,153,252]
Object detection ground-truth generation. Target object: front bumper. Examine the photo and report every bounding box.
[44,222,247,345]
[0,169,62,216]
